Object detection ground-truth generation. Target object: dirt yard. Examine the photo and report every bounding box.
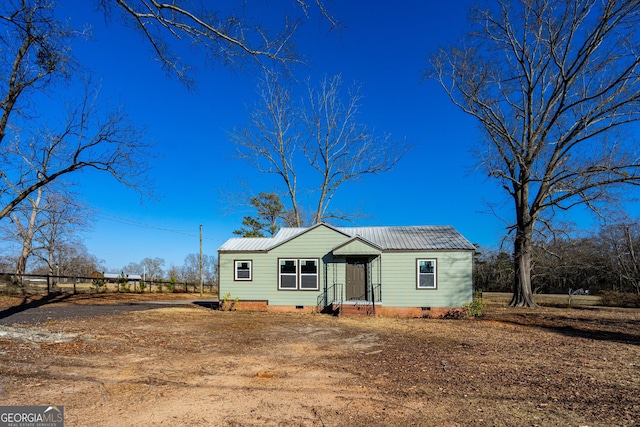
[0,293,638,426]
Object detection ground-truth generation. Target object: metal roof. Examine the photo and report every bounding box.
[218,224,474,252]
[337,226,475,250]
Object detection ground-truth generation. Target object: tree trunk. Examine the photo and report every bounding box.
[510,227,537,307]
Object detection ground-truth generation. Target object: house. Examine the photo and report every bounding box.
[217,223,475,317]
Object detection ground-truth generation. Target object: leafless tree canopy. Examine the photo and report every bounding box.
[100,0,339,85]
[233,74,409,226]
[0,79,150,220]
[0,1,150,223]
[428,0,640,306]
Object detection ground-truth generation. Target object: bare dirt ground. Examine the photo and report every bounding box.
[0,293,638,426]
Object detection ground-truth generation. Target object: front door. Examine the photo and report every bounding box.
[346,258,367,300]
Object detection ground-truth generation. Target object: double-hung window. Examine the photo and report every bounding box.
[279,258,319,290]
[234,260,252,281]
[279,259,298,289]
[417,259,437,289]
[300,259,319,290]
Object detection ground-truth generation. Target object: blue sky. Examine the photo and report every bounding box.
[52,0,514,271]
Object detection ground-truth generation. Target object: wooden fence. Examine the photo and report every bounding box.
[0,272,218,295]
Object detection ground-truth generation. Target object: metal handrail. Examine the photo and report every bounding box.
[317,283,343,313]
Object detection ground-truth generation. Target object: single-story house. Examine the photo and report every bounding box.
[217,223,475,317]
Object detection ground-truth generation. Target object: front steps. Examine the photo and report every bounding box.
[338,302,380,317]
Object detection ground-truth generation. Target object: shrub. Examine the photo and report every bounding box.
[166,276,176,293]
[221,292,239,311]
[462,290,485,318]
[92,278,106,293]
[599,290,640,308]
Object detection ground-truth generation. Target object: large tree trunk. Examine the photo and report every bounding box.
[510,227,537,307]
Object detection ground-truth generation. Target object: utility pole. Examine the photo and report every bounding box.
[199,224,203,296]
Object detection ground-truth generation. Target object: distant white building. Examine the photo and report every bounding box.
[94,272,143,284]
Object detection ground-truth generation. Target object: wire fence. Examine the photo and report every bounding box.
[0,272,218,295]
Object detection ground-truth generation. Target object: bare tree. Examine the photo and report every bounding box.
[140,257,165,282]
[428,0,640,306]
[234,75,304,225]
[0,79,149,220]
[202,254,218,289]
[32,191,92,276]
[600,221,640,294]
[0,179,91,278]
[121,261,141,275]
[0,1,149,222]
[166,264,181,282]
[233,74,409,225]
[7,186,45,276]
[180,253,216,287]
[181,253,201,285]
[30,240,104,277]
[303,75,409,223]
[0,0,79,145]
[99,0,338,85]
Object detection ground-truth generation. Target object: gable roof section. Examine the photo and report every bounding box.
[332,236,383,256]
[218,223,475,252]
[217,223,348,252]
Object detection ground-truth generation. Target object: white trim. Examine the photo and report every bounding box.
[234,260,252,281]
[300,259,319,290]
[279,259,298,290]
[417,259,437,289]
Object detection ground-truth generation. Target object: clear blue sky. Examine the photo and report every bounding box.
[54,1,513,271]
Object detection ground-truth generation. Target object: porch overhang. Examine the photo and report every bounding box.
[332,236,382,256]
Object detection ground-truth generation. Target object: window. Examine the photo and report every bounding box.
[279,259,298,289]
[300,259,319,290]
[278,258,320,290]
[417,259,437,289]
[234,260,252,281]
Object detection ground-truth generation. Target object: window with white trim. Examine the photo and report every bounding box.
[279,259,298,289]
[234,260,252,281]
[278,258,320,290]
[300,259,319,290]
[417,259,437,289]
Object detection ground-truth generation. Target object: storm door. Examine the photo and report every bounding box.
[346,258,368,301]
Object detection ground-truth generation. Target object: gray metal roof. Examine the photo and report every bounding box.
[218,224,475,252]
[337,226,475,250]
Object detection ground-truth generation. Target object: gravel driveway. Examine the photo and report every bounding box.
[0,299,217,325]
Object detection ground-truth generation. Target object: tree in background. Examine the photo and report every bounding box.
[38,241,104,278]
[140,257,165,282]
[32,192,93,277]
[179,253,217,288]
[234,74,409,225]
[429,0,640,306]
[1,0,337,272]
[1,184,92,277]
[121,261,142,276]
[474,250,514,293]
[600,220,640,294]
[233,192,293,237]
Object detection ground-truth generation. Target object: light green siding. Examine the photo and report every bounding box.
[378,251,473,307]
[218,224,473,308]
[219,225,349,306]
[333,239,381,256]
